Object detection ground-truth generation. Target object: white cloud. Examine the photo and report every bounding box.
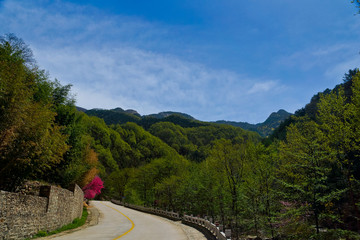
[247,81,279,94]
[276,44,355,71]
[32,45,257,117]
[0,0,288,123]
[311,44,348,57]
[324,57,360,84]
[275,42,360,89]
[0,0,169,50]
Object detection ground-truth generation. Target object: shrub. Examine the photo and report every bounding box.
[82,176,104,199]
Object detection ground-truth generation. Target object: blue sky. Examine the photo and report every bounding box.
[1,0,359,123]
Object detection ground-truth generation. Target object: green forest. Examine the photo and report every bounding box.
[1,33,360,240]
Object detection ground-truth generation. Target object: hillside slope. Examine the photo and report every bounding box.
[83,107,291,136]
[216,109,292,137]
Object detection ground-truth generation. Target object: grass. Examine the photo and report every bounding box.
[28,207,88,239]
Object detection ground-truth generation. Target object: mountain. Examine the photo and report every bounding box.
[146,111,195,120]
[76,106,87,112]
[85,108,141,125]
[140,114,205,129]
[111,107,141,117]
[262,109,293,128]
[82,106,290,136]
[216,109,292,137]
[84,108,204,129]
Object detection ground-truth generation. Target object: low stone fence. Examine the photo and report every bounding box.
[111,199,230,240]
[183,215,229,240]
[0,184,83,240]
[111,199,180,220]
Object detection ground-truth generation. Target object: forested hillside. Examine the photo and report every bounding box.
[269,68,360,142]
[1,34,360,239]
[85,107,291,137]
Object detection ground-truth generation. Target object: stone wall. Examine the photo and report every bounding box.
[0,184,83,240]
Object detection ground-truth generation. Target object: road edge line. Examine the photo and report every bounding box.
[101,202,135,239]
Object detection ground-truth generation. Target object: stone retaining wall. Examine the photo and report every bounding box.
[0,184,83,240]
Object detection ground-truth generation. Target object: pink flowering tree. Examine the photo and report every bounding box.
[82,176,104,200]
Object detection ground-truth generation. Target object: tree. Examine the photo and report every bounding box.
[316,77,360,231]
[104,168,131,199]
[0,34,69,190]
[0,33,34,65]
[242,143,277,238]
[154,175,182,211]
[176,161,217,216]
[276,73,360,237]
[343,68,359,83]
[278,119,337,237]
[206,139,249,238]
[82,176,104,200]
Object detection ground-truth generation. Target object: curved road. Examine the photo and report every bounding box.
[51,201,206,240]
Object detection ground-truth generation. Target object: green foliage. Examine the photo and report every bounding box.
[86,108,141,125]
[270,68,359,141]
[141,114,205,129]
[275,72,360,235]
[278,119,335,234]
[316,229,360,240]
[95,145,118,174]
[104,168,131,199]
[33,230,48,238]
[124,155,189,206]
[0,33,34,64]
[149,122,260,162]
[0,34,69,190]
[86,107,208,130]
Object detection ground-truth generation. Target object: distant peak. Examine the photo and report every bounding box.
[214,109,292,137]
[111,107,124,113]
[263,110,292,125]
[277,109,287,113]
[146,111,195,120]
[125,109,141,117]
[76,106,87,112]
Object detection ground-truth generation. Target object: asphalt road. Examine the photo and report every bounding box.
[50,201,206,240]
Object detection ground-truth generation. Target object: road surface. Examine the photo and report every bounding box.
[50,201,207,240]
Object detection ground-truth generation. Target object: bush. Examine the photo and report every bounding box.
[82,176,104,199]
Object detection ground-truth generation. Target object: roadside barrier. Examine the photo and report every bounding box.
[182,214,228,240]
[111,199,180,221]
[111,199,230,240]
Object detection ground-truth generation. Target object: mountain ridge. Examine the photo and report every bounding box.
[215,109,292,137]
[80,107,291,137]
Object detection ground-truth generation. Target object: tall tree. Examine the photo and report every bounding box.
[317,77,360,231]
[279,119,337,237]
[242,143,277,237]
[206,139,249,238]
[0,34,68,190]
